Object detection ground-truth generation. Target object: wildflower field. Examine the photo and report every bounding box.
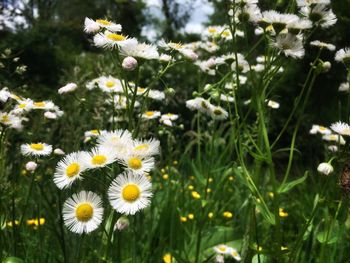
[1,0,350,262]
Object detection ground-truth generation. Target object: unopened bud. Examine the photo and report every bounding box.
[25,161,38,172]
[115,216,129,231]
[317,162,333,175]
[122,56,138,71]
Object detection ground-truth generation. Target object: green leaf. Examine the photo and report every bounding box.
[316,221,340,244]
[3,257,24,263]
[278,172,308,194]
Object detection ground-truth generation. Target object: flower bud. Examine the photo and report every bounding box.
[122,56,138,71]
[25,161,37,172]
[115,216,129,231]
[54,148,65,155]
[317,162,333,175]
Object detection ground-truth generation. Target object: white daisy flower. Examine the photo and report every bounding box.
[160,113,179,121]
[186,97,213,114]
[98,76,123,93]
[287,18,313,33]
[62,191,104,234]
[310,40,336,51]
[309,124,331,135]
[338,82,349,92]
[97,130,132,157]
[235,3,262,23]
[147,90,165,101]
[330,121,350,136]
[119,154,155,175]
[86,78,100,90]
[142,111,161,120]
[84,129,103,138]
[300,4,337,28]
[108,171,152,215]
[12,99,34,114]
[220,94,235,103]
[32,100,55,110]
[229,248,242,261]
[209,105,229,120]
[54,152,88,189]
[317,162,333,175]
[297,0,330,7]
[84,17,122,33]
[93,31,137,49]
[273,33,305,59]
[0,112,23,129]
[81,146,118,169]
[58,83,78,94]
[335,47,350,65]
[0,88,12,102]
[21,143,52,156]
[322,134,346,145]
[120,42,159,60]
[231,53,250,73]
[213,244,231,254]
[260,11,299,33]
[131,138,160,157]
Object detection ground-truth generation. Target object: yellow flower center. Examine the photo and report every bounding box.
[75,203,93,222]
[232,251,238,256]
[91,155,107,165]
[96,19,111,26]
[213,109,223,115]
[34,101,45,107]
[218,246,227,252]
[145,111,154,117]
[1,115,9,123]
[138,88,146,93]
[106,33,126,41]
[30,143,44,151]
[208,27,217,33]
[18,103,26,109]
[222,30,230,37]
[66,163,80,177]
[319,126,326,131]
[106,80,115,88]
[122,184,141,202]
[128,157,142,170]
[91,130,99,135]
[134,144,149,151]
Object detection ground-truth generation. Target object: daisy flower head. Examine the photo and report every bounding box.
[119,154,155,175]
[335,48,350,66]
[84,129,103,138]
[213,244,232,255]
[310,40,336,51]
[33,100,55,111]
[300,4,337,28]
[62,191,104,234]
[97,130,132,156]
[131,138,160,158]
[98,76,123,93]
[58,83,78,94]
[21,143,52,156]
[0,112,23,130]
[93,31,137,50]
[13,98,34,114]
[209,105,229,120]
[235,3,262,23]
[330,121,350,136]
[0,88,12,103]
[81,146,118,169]
[108,171,152,215]
[322,134,346,145]
[273,33,305,59]
[120,42,159,60]
[54,152,88,189]
[160,113,179,126]
[259,11,299,34]
[287,18,312,34]
[297,0,331,7]
[147,90,165,101]
[142,111,161,120]
[309,124,331,135]
[186,97,213,114]
[84,17,122,33]
[267,100,280,109]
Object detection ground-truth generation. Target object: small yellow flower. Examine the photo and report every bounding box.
[206,188,212,193]
[188,214,194,220]
[268,192,274,198]
[163,174,169,180]
[208,212,214,219]
[229,176,235,181]
[7,220,19,227]
[173,160,178,165]
[279,208,288,218]
[223,211,233,218]
[208,178,213,183]
[191,191,201,199]
[188,185,194,190]
[161,168,166,174]
[180,216,187,222]
[281,246,288,251]
[163,253,174,263]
